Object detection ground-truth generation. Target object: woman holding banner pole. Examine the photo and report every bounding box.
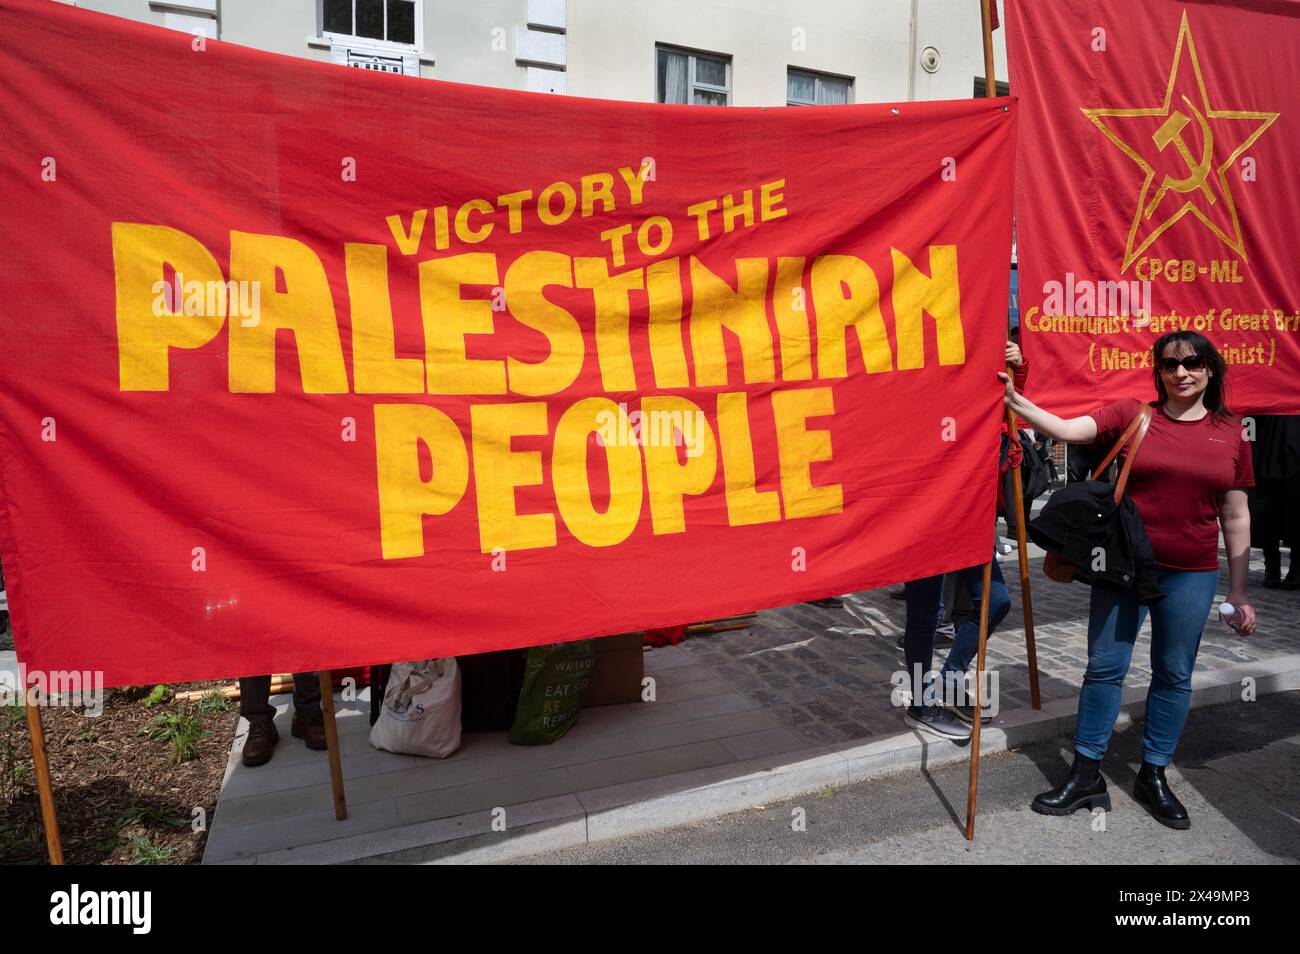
[998,330,1256,830]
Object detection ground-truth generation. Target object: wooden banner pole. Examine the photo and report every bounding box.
[967,9,1009,835]
[981,0,1042,709]
[317,670,348,821]
[1006,448,1042,708]
[23,689,64,864]
[964,558,995,840]
[980,0,997,96]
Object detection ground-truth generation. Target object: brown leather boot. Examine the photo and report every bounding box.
[241,716,280,767]
[291,709,327,750]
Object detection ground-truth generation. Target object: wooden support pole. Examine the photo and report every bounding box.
[317,670,348,821]
[1006,422,1042,709]
[964,558,994,840]
[23,694,64,864]
[980,0,997,95]
[980,0,1042,709]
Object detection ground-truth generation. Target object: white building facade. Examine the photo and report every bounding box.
[56,0,1008,104]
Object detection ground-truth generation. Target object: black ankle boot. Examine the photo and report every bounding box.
[1134,762,1190,829]
[1031,753,1110,816]
[1264,550,1282,588]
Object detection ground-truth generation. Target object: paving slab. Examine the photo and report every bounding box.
[204,547,1300,865]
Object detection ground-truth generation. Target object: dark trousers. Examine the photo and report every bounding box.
[903,575,946,700]
[239,672,321,720]
[904,556,1008,704]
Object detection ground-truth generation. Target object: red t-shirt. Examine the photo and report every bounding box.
[1087,398,1254,571]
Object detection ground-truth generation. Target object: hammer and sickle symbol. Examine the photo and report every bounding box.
[1144,95,1215,218]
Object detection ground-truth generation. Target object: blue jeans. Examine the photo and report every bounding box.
[941,561,1010,692]
[904,560,1010,700]
[1074,569,1219,766]
[903,575,944,694]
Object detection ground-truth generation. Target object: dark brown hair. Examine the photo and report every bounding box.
[1151,330,1231,420]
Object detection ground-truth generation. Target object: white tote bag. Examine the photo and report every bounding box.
[369,658,462,758]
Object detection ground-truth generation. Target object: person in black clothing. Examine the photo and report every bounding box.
[1249,415,1300,588]
[239,673,326,767]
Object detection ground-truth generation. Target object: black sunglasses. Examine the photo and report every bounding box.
[1157,354,1208,373]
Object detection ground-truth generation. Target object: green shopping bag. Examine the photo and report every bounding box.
[509,640,594,745]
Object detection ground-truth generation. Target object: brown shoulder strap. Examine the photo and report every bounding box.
[1089,405,1153,502]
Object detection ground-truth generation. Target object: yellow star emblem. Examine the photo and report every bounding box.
[1081,9,1279,272]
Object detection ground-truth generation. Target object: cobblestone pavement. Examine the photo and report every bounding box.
[680,548,1300,747]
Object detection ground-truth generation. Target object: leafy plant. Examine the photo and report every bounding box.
[197,690,229,715]
[138,709,207,763]
[93,806,184,858]
[1,733,30,800]
[127,832,174,865]
[142,684,170,708]
[116,806,188,831]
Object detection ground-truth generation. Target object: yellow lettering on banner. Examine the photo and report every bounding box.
[637,216,673,256]
[772,256,812,381]
[574,257,642,391]
[432,206,451,251]
[891,246,965,369]
[505,251,583,396]
[471,402,557,552]
[722,190,754,233]
[345,244,424,394]
[581,173,616,217]
[600,223,633,268]
[420,253,506,395]
[454,199,494,245]
[646,258,690,388]
[771,387,842,518]
[686,200,717,240]
[617,166,648,206]
[552,397,643,547]
[228,231,348,393]
[112,223,225,391]
[689,257,775,386]
[374,403,469,559]
[760,179,788,221]
[811,255,893,377]
[385,209,426,255]
[716,392,781,526]
[497,190,533,234]
[642,396,717,535]
[538,181,578,225]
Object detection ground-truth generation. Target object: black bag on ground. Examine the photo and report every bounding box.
[458,649,527,732]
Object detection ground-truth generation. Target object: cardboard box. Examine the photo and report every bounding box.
[582,633,645,707]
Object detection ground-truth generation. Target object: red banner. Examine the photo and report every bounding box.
[1008,0,1300,417]
[0,0,1014,687]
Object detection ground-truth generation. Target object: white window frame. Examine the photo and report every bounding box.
[656,44,732,106]
[786,68,854,106]
[319,0,422,52]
